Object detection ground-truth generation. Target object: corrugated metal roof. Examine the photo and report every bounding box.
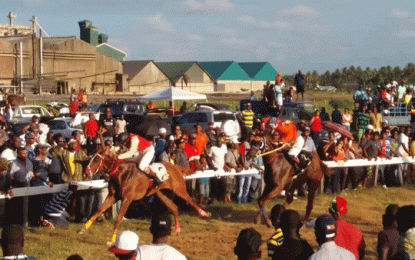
[155,61,195,82]
[96,43,127,62]
[123,60,153,80]
[199,61,250,80]
[238,62,277,81]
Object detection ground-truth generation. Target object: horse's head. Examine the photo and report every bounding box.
[84,147,118,177]
[246,132,285,159]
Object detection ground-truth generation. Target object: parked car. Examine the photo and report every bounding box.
[11,105,54,124]
[194,103,235,112]
[46,118,86,144]
[175,110,240,138]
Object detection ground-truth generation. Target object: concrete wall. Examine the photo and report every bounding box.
[128,62,170,94]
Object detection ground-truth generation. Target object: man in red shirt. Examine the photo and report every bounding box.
[329,196,365,260]
[184,133,200,170]
[69,99,78,118]
[84,114,99,155]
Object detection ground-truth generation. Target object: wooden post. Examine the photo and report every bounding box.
[374,165,379,186]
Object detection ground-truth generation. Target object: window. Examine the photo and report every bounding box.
[213,113,235,122]
[179,113,208,124]
[48,120,66,130]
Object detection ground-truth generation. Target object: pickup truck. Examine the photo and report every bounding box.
[381,103,410,129]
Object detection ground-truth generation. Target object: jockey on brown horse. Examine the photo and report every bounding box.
[115,132,162,185]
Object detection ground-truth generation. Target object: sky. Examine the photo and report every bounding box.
[3,0,415,74]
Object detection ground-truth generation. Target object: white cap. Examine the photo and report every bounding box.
[159,128,167,134]
[108,231,139,254]
[367,125,374,130]
[230,136,240,144]
[383,119,388,124]
[168,135,175,141]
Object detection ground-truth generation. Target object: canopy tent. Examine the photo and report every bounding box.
[137,86,207,101]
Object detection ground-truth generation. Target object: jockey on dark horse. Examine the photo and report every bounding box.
[116,132,162,185]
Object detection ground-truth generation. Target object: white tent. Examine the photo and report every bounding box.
[137,86,207,101]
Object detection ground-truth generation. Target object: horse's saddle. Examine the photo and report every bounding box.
[149,163,169,182]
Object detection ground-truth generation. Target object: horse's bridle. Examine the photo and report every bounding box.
[253,136,290,157]
[85,153,104,175]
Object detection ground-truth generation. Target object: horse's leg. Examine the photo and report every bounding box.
[110,197,133,244]
[257,184,286,227]
[304,178,320,221]
[174,185,211,218]
[284,178,304,207]
[79,194,116,235]
[154,191,181,233]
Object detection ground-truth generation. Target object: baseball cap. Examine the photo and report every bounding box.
[329,196,348,216]
[230,136,240,144]
[168,135,175,141]
[72,130,81,136]
[159,128,167,134]
[25,131,35,139]
[108,230,139,255]
[311,215,337,238]
[150,213,172,237]
[234,228,263,256]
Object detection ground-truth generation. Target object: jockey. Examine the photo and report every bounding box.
[276,120,297,143]
[286,126,313,174]
[116,132,161,185]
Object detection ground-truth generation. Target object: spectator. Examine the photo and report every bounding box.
[367,87,377,104]
[99,107,117,141]
[275,71,282,84]
[138,213,186,260]
[24,131,36,160]
[116,114,127,135]
[69,98,78,118]
[52,140,89,182]
[397,127,411,186]
[174,139,189,168]
[271,209,314,259]
[194,124,207,155]
[370,106,382,133]
[160,145,174,164]
[71,130,83,151]
[285,86,294,103]
[0,225,38,260]
[84,113,99,155]
[147,100,156,110]
[207,135,227,202]
[70,88,76,102]
[274,82,284,111]
[310,110,322,146]
[362,131,381,187]
[234,228,263,260]
[155,128,167,161]
[173,125,182,140]
[320,107,330,122]
[185,133,200,170]
[353,85,368,106]
[356,105,370,142]
[397,81,407,103]
[249,91,258,101]
[267,204,286,259]
[263,81,271,103]
[78,89,88,111]
[294,70,306,101]
[179,101,187,113]
[342,108,352,131]
[108,230,139,260]
[198,155,210,206]
[238,103,255,138]
[223,137,242,203]
[67,254,83,260]
[404,89,412,105]
[309,215,355,260]
[331,105,342,124]
[377,204,400,260]
[394,205,415,260]
[1,135,21,161]
[329,141,345,194]
[169,101,177,112]
[329,196,365,260]
[5,147,34,225]
[205,122,217,148]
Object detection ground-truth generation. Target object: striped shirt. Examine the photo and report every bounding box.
[357,112,370,130]
[242,109,255,128]
[268,228,284,260]
[44,190,73,217]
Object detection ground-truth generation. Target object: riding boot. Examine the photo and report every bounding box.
[144,168,162,186]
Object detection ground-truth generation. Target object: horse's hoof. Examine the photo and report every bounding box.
[175,223,182,233]
[198,208,210,218]
[205,212,212,218]
[106,241,114,247]
[78,229,86,235]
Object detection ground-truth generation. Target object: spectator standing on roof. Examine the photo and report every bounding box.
[138,213,187,260]
[155,128,167,162]
[274,81,284,112]
[377,204,400,260]
[99,108,117,142]
[238,103,255,138]
[331,105,342,124]
[84,114,99,155]
[397,81,407,103]
[353,85,367,107]
[249,91,258,101]
[310,110,322,146]
[309,215,355,260]
[294,70,306,101]
[78,90,88,111]
[329,196,365,260]
[369,106,382,133]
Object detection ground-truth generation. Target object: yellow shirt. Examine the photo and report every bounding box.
[69,152,75,175]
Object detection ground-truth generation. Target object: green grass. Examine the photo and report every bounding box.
[16,186,415,259]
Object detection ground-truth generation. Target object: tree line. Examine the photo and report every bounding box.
[282,63,415,91]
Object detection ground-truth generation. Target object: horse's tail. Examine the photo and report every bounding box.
[160,162,198,176]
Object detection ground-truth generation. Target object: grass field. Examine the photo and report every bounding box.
[18,186,415,260]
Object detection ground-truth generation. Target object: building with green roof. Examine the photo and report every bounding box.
[238,62,277,81]
[96,43,127,63]
[154,61,215,93]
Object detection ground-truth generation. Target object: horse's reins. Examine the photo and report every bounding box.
[255,143,289,157]
[85,153,104,175]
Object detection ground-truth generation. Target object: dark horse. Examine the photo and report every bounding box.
[78,147,210,244]
[248,133,326,225]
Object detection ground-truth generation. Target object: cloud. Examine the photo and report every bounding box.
[397,30,415,38]
[221,37,251,50]
[391,9,410,19]
[179,0,235,13]
[144,14,175,32]
[187,33,204,41]
[208,26,237,37]
[280,5,319,18]
[238,16,290,30]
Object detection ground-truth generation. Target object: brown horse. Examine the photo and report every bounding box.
[78,148,210,244]
[248,133,326,225]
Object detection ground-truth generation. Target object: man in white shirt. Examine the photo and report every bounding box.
[137,213,186,260]
[309,215,355,260]
[207,135,228,171]
[287,127,313,174]
[0,136,21,161]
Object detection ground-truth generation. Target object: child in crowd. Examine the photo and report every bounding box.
[198,155,210,206]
